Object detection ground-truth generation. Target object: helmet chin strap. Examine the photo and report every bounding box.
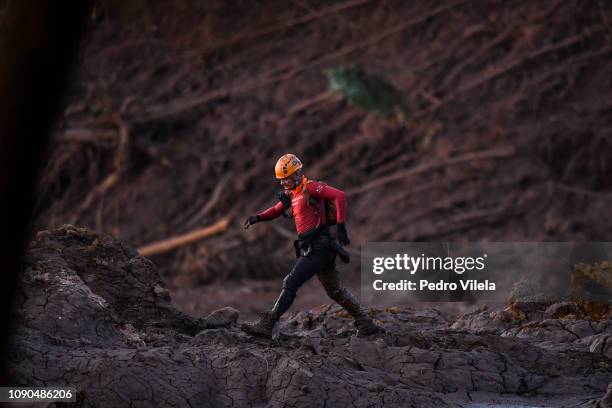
[290,173,306,191]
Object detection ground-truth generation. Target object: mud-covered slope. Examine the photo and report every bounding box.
[34,1,612,282]
[8,226,612,407]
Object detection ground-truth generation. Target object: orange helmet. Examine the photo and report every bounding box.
[275,154,303,179]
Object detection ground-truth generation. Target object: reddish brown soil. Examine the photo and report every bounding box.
[32,1,612,300]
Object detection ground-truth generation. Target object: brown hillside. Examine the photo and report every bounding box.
[35,0,612,286]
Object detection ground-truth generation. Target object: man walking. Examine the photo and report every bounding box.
[242,154,382,338]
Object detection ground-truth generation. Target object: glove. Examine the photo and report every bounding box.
[337,223,351,246]
[243,215,261,229]
[278,191,291,209]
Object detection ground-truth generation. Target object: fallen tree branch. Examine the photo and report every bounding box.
[441,0,564,90]
[70,173,118,225]
[138,216,233,257]
[183,174,231,229]
[55,128,116,145]
[207,0,373,52]
[345,145,516,197]
[69,100,134,225]
[141,0,468,122]
[419,26,606,116]
[111,112,130,170]
[411,203,521,241]
[377,176,524,240]
[286,90,340,116]
[552,182,612,200]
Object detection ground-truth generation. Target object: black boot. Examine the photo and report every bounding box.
[318,269,384,336]
[241,312,278,338]
[354,315,384,336]
[241,288,295,338]
[333,287,384,335]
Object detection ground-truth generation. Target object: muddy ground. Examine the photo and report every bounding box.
[9,226,611,407]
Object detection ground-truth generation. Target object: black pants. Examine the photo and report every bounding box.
[270,234,366,321]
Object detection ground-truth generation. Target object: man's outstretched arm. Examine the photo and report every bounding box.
[244,201,285,229]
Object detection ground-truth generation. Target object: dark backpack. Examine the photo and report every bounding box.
[302,181,338,226]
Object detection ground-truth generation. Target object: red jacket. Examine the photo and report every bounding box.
[258,176,346,235]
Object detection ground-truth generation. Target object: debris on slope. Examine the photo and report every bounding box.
[8,226,611,407]
[34,1,612,284]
